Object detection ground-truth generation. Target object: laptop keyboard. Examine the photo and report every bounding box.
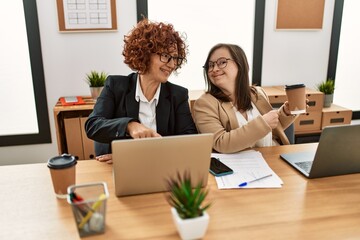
[295,161,313,173]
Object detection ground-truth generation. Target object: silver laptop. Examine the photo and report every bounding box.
[111,133,213,197]
[280,124,360,178]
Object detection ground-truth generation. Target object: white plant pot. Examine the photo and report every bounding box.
[171,207,209,240]
[323,94,334,108]
[90,87,104,100]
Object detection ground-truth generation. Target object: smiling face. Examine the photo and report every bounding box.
[207,47,238,95]
[145,45,179,84]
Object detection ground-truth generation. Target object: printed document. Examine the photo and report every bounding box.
[212,150,283,189]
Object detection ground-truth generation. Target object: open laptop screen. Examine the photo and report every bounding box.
[280,124,360,178]
[111,133,213,197]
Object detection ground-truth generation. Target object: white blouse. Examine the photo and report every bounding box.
[135,76,161,131]
[233,102,276,147]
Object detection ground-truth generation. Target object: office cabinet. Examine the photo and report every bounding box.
[263,86,324,133]
[262,86,352,143]
[264,86,324,113]
[303,87,324,112]
[64,117,85,159]
[321,104,352,129]
[80,117,95,159]
[293,111,322,132]
[54,97,95,160]
[261,86,288,108]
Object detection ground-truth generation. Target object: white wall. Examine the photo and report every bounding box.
[0,0,136,165]
[148,0,255,90]
[0,0,336,165]
[262,0,335,89]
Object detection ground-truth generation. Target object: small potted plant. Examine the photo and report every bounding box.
[85,70,108,100]
[166,171,211,240]
[316,78,335,107]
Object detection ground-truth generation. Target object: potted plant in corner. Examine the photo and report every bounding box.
[85,70,108,100]
[166,171,212,240]
[316,78,335,107]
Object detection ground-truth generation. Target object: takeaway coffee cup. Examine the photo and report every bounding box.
[285,84,306,114]
[48,154,77,199]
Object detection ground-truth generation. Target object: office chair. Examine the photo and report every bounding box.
[284,123,295,144]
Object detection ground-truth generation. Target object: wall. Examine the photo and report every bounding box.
[0,0,335,165]
[148,0,255,90]
[262,0,335,89]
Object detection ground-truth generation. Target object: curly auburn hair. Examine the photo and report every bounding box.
[122,19,187,73]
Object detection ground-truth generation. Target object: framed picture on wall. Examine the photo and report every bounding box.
[56,0,117,32]
[276,0,325,30]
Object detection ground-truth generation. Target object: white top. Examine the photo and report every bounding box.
[135,76,161,131]
[233,102,275,147]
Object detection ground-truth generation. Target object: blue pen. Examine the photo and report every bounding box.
[238,174,273,187]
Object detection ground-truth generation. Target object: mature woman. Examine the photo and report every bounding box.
[193,43,296,153]
[85,19,197,163]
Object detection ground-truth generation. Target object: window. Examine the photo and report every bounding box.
[332,0,360,114]
[0,0,51,146]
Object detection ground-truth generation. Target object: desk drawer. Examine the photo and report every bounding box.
[321,104,352,129]
[294,111,322,132]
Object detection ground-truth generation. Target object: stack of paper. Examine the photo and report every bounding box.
[212,150,283,189]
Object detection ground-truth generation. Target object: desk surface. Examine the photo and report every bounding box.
[1,143,359,239]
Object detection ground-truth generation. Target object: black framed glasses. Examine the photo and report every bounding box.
[205,57,234,72]
[157,53,184,66]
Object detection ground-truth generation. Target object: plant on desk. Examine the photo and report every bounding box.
[316,78,335,108]
[166,171,211,240]
[85,70,108,100]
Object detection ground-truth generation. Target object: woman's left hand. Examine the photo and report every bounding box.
[283,101,291,115]
[96,154,113,164]
[283,100,310,116]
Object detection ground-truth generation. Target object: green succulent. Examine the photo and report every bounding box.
[166,171,211,219]
[316,79,335,94]
[85,70,108,87]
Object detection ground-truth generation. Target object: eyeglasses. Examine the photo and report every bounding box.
[205,57,234,72]
[157,53,184,66]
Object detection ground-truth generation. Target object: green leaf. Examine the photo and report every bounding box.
[316,79,335,94]
[85,70,108,87]
[165,170,212,219]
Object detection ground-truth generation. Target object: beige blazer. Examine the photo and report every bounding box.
[193,87,297,153]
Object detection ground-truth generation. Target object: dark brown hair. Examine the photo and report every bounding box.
[203,43,257,111]
[122,19,187,73]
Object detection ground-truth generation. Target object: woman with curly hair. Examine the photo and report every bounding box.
[85,19,197,163]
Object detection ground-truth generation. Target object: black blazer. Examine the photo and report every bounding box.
[85,73,197,155]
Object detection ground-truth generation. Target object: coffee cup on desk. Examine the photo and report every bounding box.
[285,84,306,115]
[47,154,77,199]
